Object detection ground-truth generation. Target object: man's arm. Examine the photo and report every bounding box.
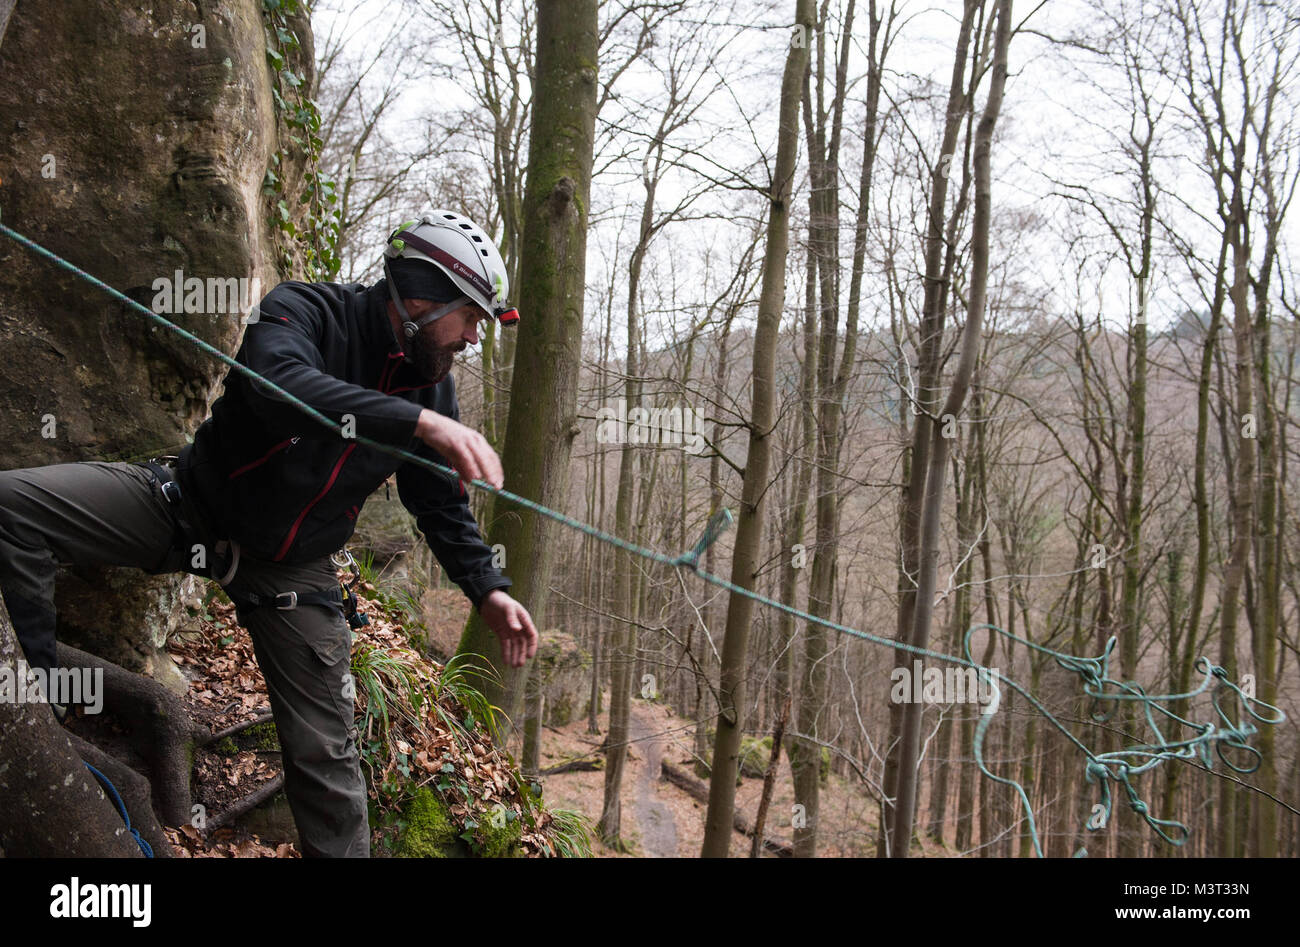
[399,377,537,667]
[398,442,537,667]
[396,380,512,609]
[236,282,421,444]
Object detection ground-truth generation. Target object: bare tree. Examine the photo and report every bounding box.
[700,0,814,858]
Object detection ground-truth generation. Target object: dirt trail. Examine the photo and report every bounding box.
[629,703,678,857]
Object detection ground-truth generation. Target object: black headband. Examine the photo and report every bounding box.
[385,256,459,303]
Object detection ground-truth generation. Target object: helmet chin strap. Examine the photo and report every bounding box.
[383,258,470,362]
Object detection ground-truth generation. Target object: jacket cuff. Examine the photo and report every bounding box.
[382,399,424,445]
[463,574,513,611]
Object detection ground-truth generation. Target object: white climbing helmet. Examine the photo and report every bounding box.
[382,211,518,335]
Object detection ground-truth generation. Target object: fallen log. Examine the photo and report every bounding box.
[540,756,603,775]
[660,760,793,857]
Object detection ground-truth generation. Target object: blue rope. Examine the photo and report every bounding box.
[0,219,1285,857]
[83,762,153,857]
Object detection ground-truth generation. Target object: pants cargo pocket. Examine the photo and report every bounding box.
[290,601,350,667]
[287,599,355,728]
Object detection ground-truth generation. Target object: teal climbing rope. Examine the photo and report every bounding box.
[961,626,1284,856]
[0,220,1285,858]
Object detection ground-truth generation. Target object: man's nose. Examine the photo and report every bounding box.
[464,323,479,345]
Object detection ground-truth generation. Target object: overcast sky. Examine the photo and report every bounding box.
[311,0,1300,350]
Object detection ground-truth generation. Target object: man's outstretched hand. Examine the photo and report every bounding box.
[478,589,539,668]
[415,408,504,490]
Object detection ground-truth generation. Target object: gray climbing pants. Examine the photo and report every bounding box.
[0,460,369,857]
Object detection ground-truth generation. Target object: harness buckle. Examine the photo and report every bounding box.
[275,591,298,610]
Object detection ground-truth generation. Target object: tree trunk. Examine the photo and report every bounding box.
[1250,152,1283,858]
[699,0,812,858]
[750,695,792,857]
[598,122,659,846]
[1216,168,1254,859]
[880,0,980,858]
[931,457,973,844]
[456,0,598,740]
[892,0,1012,857]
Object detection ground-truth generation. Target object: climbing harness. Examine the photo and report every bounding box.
[142,456,193,549]
[83,762,153,857]
[140,456,242,584]
[138,456,366,626]
[332,548,370,630]
[229,547,368,630]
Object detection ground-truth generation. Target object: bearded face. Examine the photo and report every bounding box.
[409,326,466,384]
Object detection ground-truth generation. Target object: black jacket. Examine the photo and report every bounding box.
[176,279,511,608]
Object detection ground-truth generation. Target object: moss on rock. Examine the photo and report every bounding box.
[479,808,525,858]
[739,735,773,779]
[246,721,280,752]
[393,788,467,858]
[535,631,591,727]
[385,789,526,858]
[549,693,574,727]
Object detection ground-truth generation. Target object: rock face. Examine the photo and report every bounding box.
[0,1,307,680]
[351,487,435,597]
[535,630,591,727]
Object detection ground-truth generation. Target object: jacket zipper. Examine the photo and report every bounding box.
[274,443,358,561]
[228,436,298,479]
[272,352,406,560]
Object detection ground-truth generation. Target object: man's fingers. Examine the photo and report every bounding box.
[451,443,482,486]
[485,443,504,489]
[522,612,539,658]
[488,600,535,667]
[422,415,501,490]
[472,437,503,489]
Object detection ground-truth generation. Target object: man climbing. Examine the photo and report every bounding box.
[0,210,538,857]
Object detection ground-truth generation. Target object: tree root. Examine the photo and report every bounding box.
[203,773,285,834]
[66,732,172,858]
[57,642,204,825]
[203,710,274,746]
